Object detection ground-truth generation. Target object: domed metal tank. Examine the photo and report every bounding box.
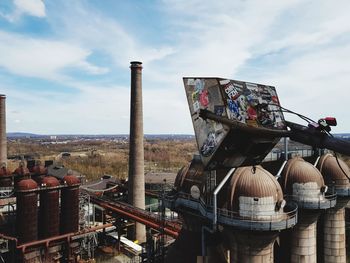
[39,176,60,239]
[60,175,80,234]
[174,155,205,198]
[280,157,336,209]
[280,157,336,263]
[0,164,12,187]
[317,153,350,196]
[227,166,285,220]
[31,161,47,184]
[16,178,38,244]
[13,163,30,186]
[226,166,294,263]
[317,154,350,263]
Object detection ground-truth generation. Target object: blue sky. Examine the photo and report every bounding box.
[0,0,349,134]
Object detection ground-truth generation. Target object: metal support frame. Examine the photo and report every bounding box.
[276,160,287,179]
[284,137,289,161]
[213,167,236,230]
[78,191,98,260]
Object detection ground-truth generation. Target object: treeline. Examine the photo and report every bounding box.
[8,138,197,181]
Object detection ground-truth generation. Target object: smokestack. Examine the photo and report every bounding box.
[0,95,6,166]
[128,61,146,242]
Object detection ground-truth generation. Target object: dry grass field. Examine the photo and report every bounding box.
[7,137,350,181]
[7,138,197,181]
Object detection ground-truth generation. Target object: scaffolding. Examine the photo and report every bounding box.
[78,191,98,260]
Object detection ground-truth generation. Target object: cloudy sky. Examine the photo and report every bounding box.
[0,0,349,134]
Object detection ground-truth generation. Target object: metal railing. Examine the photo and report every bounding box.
[263,148,315,162]
[168,192,298,230]
[284,193,337,209]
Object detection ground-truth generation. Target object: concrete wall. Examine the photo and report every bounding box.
[290,212,319,263]
[228,231,277,263]
[292,182,324,202]
[238,196,283,219]
[324,207,346,263]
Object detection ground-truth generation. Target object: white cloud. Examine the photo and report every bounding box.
[2,0,350,133]
[1,0,45,22]
[14,0,45,18]
[0,31,109,80]
[46,2,175,67]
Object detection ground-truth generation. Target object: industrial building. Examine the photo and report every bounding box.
[0,66,350,263]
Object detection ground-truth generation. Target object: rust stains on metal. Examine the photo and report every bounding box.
[16,179,38,244]
[60,175,80,234]
[39,176,60,239]
[0,165,12,187]
[228,166,283,211]
[317,153,350,187]
[281,157,325,194]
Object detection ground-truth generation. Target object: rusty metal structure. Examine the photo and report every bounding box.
[60,174,80,234]
[0,165,12,187]
[0,160,114,262]
[1,68,350,263]
[39,176,60,239]
[164,77,350,263]
[31,160,47,184]
[16,178,38,244]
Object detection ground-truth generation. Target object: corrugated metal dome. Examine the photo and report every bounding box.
[228,166,283,211]
[317,154,350,187]
[281,157,325,194]
[17,178,38,191]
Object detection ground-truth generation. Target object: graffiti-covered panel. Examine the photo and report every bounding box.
[184,77,286,170]
[184,78,228,162]
[218,79,286,130]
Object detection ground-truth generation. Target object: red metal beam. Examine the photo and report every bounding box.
[91,197,179,238]
[16,223,113,253]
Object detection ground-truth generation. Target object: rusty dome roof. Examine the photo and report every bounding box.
[174,155,204,190]
[13,166,30,176]
[41,176,60,187]
[317,154,350,186]
[228,166,283,211]
[17,178,38,191]
[32,164,47,176]
[281,157,325,194]
[63,175,80,186]
[0,167,11,177]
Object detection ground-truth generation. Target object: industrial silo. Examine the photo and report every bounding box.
[16,178,38,243]
[317,154,350,263]
[13,163,30,186]
[226,166,293,263]
[60,174,80,234]
[39,176,60,239]
[0,164,12,187]
[281,157,336,263]
[168,156,227,263]
[31,160,47,184]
